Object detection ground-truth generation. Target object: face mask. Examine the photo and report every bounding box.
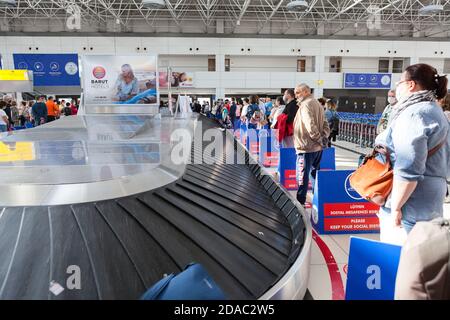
[387,96,397,105]
[395,83,409,103]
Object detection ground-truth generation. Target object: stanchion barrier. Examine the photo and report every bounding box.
[259,129,279,167]
[311,169,380,234]
[278,147,298,190]
[277,147,336,190]
[239,122,247,145]
[246,128,260,156]
[346,238,401,300]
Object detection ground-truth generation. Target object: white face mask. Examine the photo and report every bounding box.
[395,83,410,103]
[387,96,397,105]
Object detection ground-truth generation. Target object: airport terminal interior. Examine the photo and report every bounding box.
[0,0,450,302]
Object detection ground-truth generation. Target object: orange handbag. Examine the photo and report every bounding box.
[349,146,393,206]
[350,141,446,206]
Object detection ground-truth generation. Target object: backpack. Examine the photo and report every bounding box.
[247,104,260,120]
[63,107,72,116]
[395,218,450,300]
[330,111,340,132]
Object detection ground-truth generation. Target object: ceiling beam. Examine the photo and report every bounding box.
[257,0,284,33]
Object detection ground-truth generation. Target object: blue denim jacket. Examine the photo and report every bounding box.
[375,101,450,230]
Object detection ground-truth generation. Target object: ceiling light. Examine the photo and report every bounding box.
[418,4,444,15]
[0,0,16,7]
[286,1,309,12]
[141,0,165,10]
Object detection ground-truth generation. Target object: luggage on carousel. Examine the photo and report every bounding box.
[141,263,226,300]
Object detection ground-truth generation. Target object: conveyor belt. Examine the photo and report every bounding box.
[0,116,307,300]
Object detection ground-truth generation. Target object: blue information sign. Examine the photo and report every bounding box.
[344,73,392,89]
[346,237,402,300]
[13,54,80,86]
[312,170,380,234]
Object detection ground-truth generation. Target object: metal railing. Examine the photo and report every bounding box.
[337,112,382,148]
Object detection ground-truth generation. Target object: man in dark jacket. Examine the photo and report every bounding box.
[281,89,299,147]
[282,89,298,124]
[31,95,48,126]
[229,98,237,128]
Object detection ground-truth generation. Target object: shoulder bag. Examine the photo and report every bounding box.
[349,140,445,206]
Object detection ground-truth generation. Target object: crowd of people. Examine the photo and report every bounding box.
[203,63,450,251]
[0,95,79,132]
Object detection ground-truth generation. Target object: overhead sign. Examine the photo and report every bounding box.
[344,73,392,89]
[0,70,29,81]
[13,53,80,86]
[83,55,158,106]
[346,237,401,300]
[312,170,380,234]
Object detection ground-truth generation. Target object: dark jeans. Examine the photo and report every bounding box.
[47,115,56,122]
[328,131,338,147]
[296,150,323,205]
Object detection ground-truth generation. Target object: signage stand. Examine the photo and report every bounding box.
[312,170,380,234]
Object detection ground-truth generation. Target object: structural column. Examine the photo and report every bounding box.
[314,55,325,98]
[215,54,225,100]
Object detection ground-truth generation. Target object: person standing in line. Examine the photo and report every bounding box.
[324,100,340,147]
[293,84,330,206]
[438,93,450,121]
[269,96,285,129]
[70,102,78,115]
[246,95,261,130]
[377,89,398,134]
[3,100,12,130]
[375,64,449,245]
[264,97,273,118]
[281,89,299,147]
[46,96,59,122]
[10,101,19,127]
[0,101,9,132]
[235,98,242,119]
[240,98,250,123]
[229,97,237,129]
[32,95,48,126]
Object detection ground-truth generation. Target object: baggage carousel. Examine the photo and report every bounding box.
[0,114,311,300]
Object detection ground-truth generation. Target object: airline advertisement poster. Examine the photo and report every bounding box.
[83,55,158,105]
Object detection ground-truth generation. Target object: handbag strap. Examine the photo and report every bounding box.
[427,139,446,158]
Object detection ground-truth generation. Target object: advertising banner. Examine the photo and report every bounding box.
[83,55,158,105]
[13,53,80,86]
[344,73,392,89]
[346,237,401,300]
[311,170,380,234]
[159,71,194,88]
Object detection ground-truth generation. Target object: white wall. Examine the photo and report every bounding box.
[228,55,314,72]
[419,58,445,73]
[1,35,448,96]
[159,55,209,71]
[341,57,379,73]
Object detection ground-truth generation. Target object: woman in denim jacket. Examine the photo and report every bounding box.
[375,63,450,245]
